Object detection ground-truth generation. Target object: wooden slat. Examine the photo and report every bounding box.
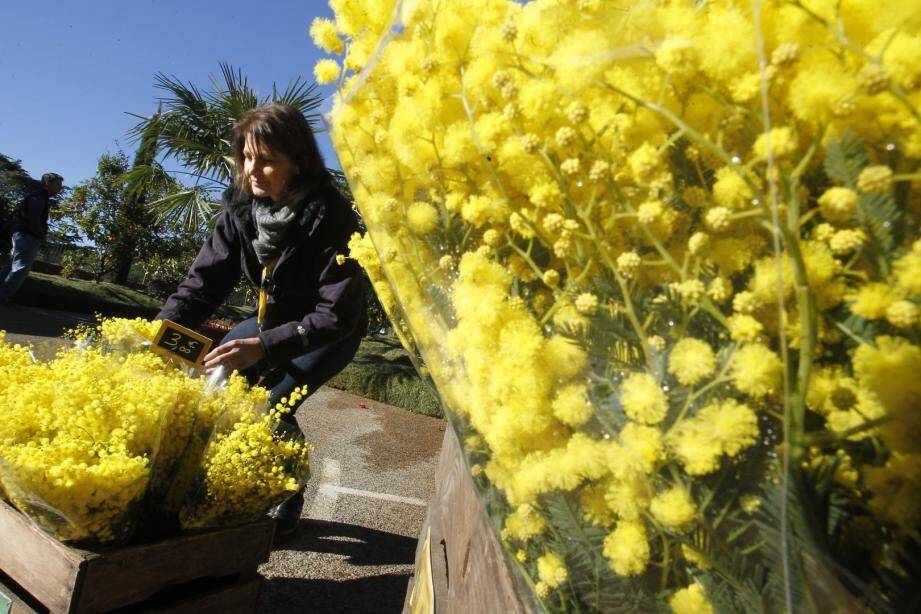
[74,519,274,613]
[0,501,85,613]
[1,568,47,614]
[146,577,262,614]
[403,426,539,614]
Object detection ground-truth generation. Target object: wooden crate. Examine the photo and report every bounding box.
[402,425,539,614]
[0,499,274,613]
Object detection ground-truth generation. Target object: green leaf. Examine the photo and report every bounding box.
[824,131,869,188]
[856,192,902,268]
[541,492,658,613]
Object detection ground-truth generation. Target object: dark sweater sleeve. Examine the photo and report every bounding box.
[156,209,242,328]
[257,214,366,365]
[24,193,47,238]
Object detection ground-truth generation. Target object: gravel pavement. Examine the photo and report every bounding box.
[0,303,445,614]
[259,387,444,613]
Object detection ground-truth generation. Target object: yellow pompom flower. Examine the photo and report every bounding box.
[619,373,669,425]
[310,17,343,54]
[817,187,858,223]
[849,282,900,320]
[887,300,919,328]
[669,583,714,614]
[731,344,783,398]
[857,165,894,193]
[536,552,568,589]
[728,314,763,343]
[551,384,594,427]
[617,251,642,277]
[668,399,758,475]
[650,487,697,530]
[603,521,649,576]
[829,229,866,255]
[574,293,599,315]
[894,250,921,296]
[503,504,548,542]
[712,167,753,210]
[753,127,797,161]
[864,453,921,534]
[314,58,340,84]
[407,201,439,234]
[668,338,716,386]
[853,336,921,417]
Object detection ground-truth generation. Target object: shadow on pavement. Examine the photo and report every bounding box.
[276,519,418,567]
[260,520,416,613]
[260,574,411,614]
[0,304,94,337]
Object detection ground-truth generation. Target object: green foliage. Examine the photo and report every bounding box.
[59,250,94,280]
[61,152,203,289]
[326,336,442,417]
[541,492,657,614]
[823,132,903,276]
[856,192,902,272]
[62,153,159,281]
[823,131,869,189]
[134,228,208,299]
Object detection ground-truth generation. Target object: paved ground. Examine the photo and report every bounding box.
[259,387,444,613]
[0,303,446,614]
[0,303,95,338]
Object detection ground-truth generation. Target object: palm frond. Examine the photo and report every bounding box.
[121,163,175,201]
[272,77,324,122]
[148,185,221,231]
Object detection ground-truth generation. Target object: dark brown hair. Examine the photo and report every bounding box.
[42,173,63,187]
[231,103,328,195]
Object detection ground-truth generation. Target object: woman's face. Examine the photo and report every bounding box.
[243,134,299,202]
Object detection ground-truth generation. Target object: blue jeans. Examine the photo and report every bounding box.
[221,316,363,433]
[0,232,41,303]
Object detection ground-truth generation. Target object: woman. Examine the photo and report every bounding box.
[157,104,367,537]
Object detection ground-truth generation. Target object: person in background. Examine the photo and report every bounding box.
[0,172,64,305]
[156,104,367,537]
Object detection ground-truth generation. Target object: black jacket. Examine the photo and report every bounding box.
[14,187,52,239]
[157,181,367,365]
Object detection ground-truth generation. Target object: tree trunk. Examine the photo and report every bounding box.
[113,105,162,287]
[113,250,134,285]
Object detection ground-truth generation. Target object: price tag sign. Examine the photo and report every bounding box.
[151,320,212,370]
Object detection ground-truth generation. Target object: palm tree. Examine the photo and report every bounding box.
[124,63,325,231]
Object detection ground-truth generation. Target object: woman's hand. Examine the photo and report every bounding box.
[203,337,266,373]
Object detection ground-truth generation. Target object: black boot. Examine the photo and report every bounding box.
[270,490,305,540]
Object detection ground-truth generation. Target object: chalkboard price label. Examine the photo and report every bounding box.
[151,320,212,369]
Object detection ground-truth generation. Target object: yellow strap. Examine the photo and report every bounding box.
[257,258,279,328]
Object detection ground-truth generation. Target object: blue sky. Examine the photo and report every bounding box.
[0,0,340,187]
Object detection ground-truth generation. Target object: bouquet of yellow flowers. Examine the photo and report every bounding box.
[314,0,921,611]
[179,388,311,531]
[0,319,310,545]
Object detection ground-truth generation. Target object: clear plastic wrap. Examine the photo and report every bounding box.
[318,0,921,610]
[0,325,170,545]
[179,390,311,531]
[0,319,304,545]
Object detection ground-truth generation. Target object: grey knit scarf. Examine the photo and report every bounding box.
[251,187,309,265]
